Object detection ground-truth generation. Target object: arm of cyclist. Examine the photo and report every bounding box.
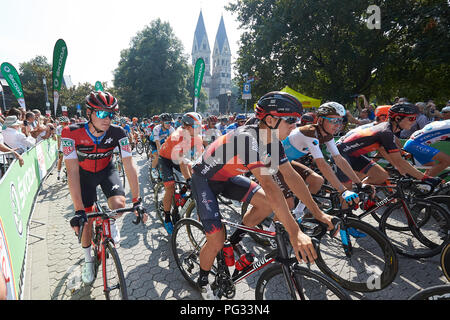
[330,155,365,202]
[279,161,338,233]
[252,166,317,264]
[65,158,87,234]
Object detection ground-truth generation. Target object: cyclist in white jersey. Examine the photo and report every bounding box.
[279,102,363,214]
[403,119,450,176]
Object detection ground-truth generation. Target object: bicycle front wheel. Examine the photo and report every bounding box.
[315,217,398,292]
[255,264,350,300]
[408,285,450,300]
[102,241,128,300]
[136,141,144,154]
[380,198,450,259]
[441,243,450,281]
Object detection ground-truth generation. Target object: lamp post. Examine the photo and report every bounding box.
[226,90,231,115]
[43,77,51,113]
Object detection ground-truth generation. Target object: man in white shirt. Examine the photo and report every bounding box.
[2,116,35,154]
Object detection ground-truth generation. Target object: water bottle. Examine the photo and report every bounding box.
[235,253,255,271]
[223,241,235,267]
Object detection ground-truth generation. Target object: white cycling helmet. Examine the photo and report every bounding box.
[182,112,202,127]
[317,102,346,117]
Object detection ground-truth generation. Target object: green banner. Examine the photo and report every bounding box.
[193,58,205,112]
[0,139,58,299]
[95,81,104,92]
[0,62,26,109]
[52,39,68,116]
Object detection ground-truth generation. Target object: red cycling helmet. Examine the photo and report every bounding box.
[85,91,118,112]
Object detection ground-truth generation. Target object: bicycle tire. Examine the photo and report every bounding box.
[380,198,450,259]
[171,218,212,288]
[408,284,450,300]
[103,241,128,300]
[136,140,144,155]
[315,217,398,292]
[255,264,350,300]
[441,243,450,282]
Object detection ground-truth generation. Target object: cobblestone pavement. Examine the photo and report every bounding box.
[23,153,448,300]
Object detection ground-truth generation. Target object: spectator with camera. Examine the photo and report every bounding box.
[1,115,35,154]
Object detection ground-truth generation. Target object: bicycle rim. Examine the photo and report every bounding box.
[102,241,128,300]
[315,217,398,292]
[408,285,450,300]
[136,141,143,154]
[171,218,210,288]
[380,199,450,259]
[441,244,450,281]
[255,264,350,300]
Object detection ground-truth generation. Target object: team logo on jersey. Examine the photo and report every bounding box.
[105,137,114,144]
[61,139,75,156]
[119,137,132,153]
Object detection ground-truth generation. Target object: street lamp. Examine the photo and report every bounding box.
[43,77,51,112]
[226,90,231,115]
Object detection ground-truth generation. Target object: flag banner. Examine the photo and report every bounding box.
[95,81,104,92]
[193,58,205,112]
[0,62,26,109]
[52,39,68,116]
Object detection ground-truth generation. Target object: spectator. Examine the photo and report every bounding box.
[0,128,24,168]
[22,111,36,137]
[441,106,450,120]
[425,101,441,122]
[2,116,35,154]
[356,108,372,125]
[400,102,430,138]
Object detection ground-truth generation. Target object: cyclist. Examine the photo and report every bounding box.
[299,113,315,126]
[279,102,363,217]
[222,114,247,134]
[190,91,337,299]
[56,116,70,180]
[158,112,204,234]
[130,117,141,149]
[336,102,443,190]
[202,115,222,146]
[62,91,147,285]
[403,119,450,177]
[151,113,175,179]
[215,116,228,133]
[148,115,161,174]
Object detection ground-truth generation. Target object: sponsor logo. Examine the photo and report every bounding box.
[119,137,132,153]
[61,139,75,156]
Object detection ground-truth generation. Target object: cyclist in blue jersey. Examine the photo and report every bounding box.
[403,119,450,177]
[222,114,247,134]
[151,113,175,179]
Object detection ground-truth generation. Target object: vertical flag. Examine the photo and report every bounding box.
[193,58,205,112]
[0,62,26,109]
[95,81,104,92]
[52,39,68,116]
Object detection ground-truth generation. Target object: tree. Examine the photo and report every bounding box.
[114,19,193,116]
[19,56,52,111]
[227,0,450,107]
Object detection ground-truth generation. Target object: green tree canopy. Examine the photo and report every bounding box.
[227,0,450,108]
[113,19,194,116]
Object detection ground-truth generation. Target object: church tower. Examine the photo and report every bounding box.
[191,10,211,109]
[210,15,232,114]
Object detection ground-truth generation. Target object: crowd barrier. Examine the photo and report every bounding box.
[0,138,58,299]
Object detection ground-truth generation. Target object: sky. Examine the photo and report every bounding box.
[0,0,242,87]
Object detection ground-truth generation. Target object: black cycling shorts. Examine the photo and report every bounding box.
[79,162,125,209]
[158,156,181,186]
[336,153,376,183]
[191,173,261,235]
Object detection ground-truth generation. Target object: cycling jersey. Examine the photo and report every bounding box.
[61,122,132,173]
[202,124,222,144]
[159,126,203,163]
[152,124,174,144]
[282,124,340,161]
[404,120,450,165]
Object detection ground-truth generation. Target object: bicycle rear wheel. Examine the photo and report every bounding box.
[171,218,212,288]
[102,241,128,300]
[380,198,450,259]
[315,217,398,292]
[136,140,144,155]
[255,264,350,300]
[408,285,450,300]
[441,243,450,281]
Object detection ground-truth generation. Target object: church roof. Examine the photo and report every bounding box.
[214,15,230,54]
[193,10,210,52]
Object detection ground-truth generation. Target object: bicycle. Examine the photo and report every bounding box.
[171,216,351,300]
[135,136,144,155]
[76,202,144,300]
[113,151,126,188]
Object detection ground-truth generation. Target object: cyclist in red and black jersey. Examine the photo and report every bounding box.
[61,91,147,285]
[191,91,337,299]
[336,102,442,188]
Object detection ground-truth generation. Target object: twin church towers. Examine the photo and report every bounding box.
[192,10,232,114]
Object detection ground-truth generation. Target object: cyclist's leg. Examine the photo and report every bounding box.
[100,163,127,213]
[291,160,324,194]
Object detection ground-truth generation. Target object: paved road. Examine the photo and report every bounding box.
[23,153,448,300]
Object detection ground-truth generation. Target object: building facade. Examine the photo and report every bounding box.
[192,11,231,115]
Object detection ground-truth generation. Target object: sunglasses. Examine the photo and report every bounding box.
[320,116,343,124]
[95,110,115,119]
[406,116,416,122]
[274,116,299,124]
[164,121,172,125]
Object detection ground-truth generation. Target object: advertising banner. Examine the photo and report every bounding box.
[95,81,104,92]
[0,62,26,109]
[193,58,205,112]
[52,39,68,116]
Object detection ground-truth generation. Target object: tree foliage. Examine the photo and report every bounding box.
[113,19,195,116]
[227,0,450,107]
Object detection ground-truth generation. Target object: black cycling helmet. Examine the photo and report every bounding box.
[159,113,173,122]
[300,114,315,125]
[85,91,118,112]
[388,103,418,121]
[255,91,303,120]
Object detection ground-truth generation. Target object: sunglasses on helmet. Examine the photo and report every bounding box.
[320,116,343,124]
[95,110,115,119]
